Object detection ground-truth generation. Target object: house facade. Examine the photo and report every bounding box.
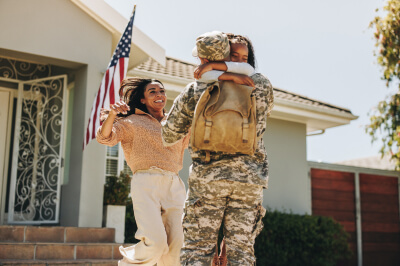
[0,0,357,227]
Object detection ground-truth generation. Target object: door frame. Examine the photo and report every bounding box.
[0,84,18,225]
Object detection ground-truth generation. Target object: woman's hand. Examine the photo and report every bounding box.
[110,101,130,115]
[100,101,129,138]
[219,73,255,87]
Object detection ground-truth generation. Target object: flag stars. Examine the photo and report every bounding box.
[106,13,134,66]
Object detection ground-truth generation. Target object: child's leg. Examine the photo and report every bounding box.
[223,183,265,266]
[213,244,220,266]
[219,238,227,266]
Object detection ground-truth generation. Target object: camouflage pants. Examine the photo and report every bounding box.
[181,173,266,266]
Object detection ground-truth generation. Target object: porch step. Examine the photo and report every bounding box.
[0,226,115,243]
[0,259,118,265]
[0,226,131,264]
[0,243,124,260]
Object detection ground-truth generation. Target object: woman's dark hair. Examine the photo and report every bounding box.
[117,77,164,117]
[225,33,257,69]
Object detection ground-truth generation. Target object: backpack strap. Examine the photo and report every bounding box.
[204,151,211,163]
[242,117,249,143]
[204,119,213,144]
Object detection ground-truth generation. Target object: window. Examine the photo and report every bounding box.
[105,144,132,177]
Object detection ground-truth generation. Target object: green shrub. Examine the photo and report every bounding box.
[124,200,139,243]
[103,172,131,205]
[103,172,138,243]
[254,210,352,266]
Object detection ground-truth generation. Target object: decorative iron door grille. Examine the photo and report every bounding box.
[8,75,67,224]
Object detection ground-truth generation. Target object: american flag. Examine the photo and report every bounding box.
[83,6,136,149]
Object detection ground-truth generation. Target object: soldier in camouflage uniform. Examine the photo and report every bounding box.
[162,31,274,266]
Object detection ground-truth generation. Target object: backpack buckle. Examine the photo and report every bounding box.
[204,120,213,143]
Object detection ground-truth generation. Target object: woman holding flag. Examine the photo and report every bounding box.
[96,77,188,266]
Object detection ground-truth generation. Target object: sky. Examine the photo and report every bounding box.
[105,0,397,163]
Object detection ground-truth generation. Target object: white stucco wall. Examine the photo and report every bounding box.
[0,0,113,227]
[263,118,311,214]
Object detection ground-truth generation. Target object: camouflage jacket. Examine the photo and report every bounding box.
[162,73,274,188]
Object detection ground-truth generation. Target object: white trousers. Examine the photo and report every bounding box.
[118,168,186,266]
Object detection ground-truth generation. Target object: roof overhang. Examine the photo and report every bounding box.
[70,0,166,68]
[271,97,358,133]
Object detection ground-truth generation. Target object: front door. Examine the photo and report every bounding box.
[8,75,67,224]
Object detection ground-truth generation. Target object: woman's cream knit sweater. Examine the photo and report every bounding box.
[96,109,189,174]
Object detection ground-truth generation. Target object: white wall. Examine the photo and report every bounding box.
[0,0,113,227]
[263,118,311,214]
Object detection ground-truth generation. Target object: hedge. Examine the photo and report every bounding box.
[254,210,352,266]
[125,200,139,244]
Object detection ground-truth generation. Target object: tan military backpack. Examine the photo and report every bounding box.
[191,81,257,160]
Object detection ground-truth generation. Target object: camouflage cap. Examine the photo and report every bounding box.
[192,31,230,61]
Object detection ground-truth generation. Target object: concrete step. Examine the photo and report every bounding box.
[0,226,115,243]
[0,243,125,260]
[0,259,118,265]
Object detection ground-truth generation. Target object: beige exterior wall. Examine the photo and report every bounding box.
[0,0,110,68]
[0,0,112,227]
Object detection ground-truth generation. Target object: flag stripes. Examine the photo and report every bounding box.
[83,8,135,149]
